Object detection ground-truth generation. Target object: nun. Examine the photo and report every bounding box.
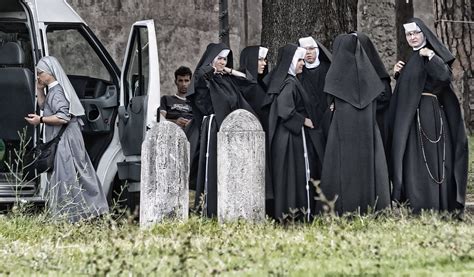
[239,45,269,127]
[186,42,256,217]
[388,18,468,213]
[354,32,392,150]
[25,56,109,223]
[297,36,332,139]
[318,34,391,215]
[265,44,324,221]
[238,46,275,213]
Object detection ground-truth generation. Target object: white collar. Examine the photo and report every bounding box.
[48,80,59,90]
[413,40,427,51]
[174,94,187,101]
[305,60,320,69]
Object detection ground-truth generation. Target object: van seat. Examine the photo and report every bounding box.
[0,42,34,141]
[0,41,26,66]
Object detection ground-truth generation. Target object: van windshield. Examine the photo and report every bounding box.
[46,26,112,82]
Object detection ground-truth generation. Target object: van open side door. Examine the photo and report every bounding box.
[117,20,160,191]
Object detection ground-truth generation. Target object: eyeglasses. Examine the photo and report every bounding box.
[405,31,422,37]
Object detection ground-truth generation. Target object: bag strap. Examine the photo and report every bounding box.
[51,124,68,143]
[56,123,68,137]
[39,122,68,143]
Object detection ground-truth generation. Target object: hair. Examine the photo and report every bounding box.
[174,66,192,80]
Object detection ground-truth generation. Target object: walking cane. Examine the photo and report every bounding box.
[301,127,311,222]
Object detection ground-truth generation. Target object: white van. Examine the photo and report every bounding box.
[0,0,160,208]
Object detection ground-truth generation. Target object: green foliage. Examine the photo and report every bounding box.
[0,136,472,275]
[0,211,472,275]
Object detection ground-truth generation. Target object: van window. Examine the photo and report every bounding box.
[0,22,34,70]
[46,27,111,82]
[123,26,150,106]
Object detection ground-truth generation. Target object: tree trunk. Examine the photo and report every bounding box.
[395,0,414,62]
[434,0,474,131]
[261,0,358,67]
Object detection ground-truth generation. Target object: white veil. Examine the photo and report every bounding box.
[36,56,85,117]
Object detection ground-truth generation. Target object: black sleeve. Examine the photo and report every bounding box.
[233,70,257,94]
[193,83,214,116]
[425,55,452,84]
[240,70,262,107]
[189,66,215,116]
[277,81,305,134]
[159,95,168,112]
[196,65,215,82]
[376,79,392,111]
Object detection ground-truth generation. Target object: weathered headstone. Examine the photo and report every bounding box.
[217,109,265,223]
[140,121,190,227]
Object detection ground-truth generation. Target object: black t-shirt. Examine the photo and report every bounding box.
[159,95,193,120]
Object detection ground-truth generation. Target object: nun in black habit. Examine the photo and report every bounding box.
[186,43,256,217]
[388,18,468,213]
[318,34,391,215]
[354,32,392,150]
[239,46,275,208]
[239,46,269,126]
[265,44,325,221]
[297,36,332,140]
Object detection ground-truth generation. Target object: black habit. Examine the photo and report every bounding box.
[239,46,275,204]
[355,32,392,151]
[387,18,468,213]
[298,39,332,140]
[239,45,269,127]
[186,43,256,217]
[265,44,325,220]
[319,34,391,215]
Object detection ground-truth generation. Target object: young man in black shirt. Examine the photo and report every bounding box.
[159,66,193,128]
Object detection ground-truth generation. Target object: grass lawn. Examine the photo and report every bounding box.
[0,139,472,275]
[467,136,474,196]
[0,210,472,275]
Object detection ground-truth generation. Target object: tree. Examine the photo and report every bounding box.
[261,0,358,67]
[395,0,414,62]
[434,0,474,131]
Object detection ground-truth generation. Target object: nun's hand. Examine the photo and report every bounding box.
[419,48,435,60]
[36,80,46,91]
[393,61,405,75]
[419,47,434,57]
[25,114,40,126]
[304,118,314,129]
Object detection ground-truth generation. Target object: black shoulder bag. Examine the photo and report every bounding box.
[26,124,68,174]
